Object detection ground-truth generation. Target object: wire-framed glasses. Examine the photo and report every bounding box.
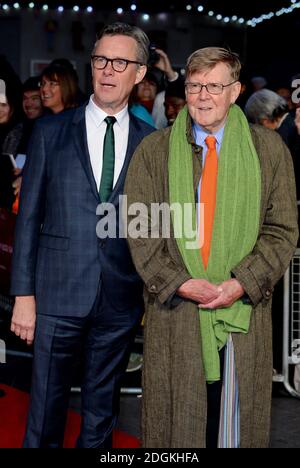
[185,80,238,95]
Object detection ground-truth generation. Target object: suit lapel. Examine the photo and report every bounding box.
[72,106,99,201]
[72,108,144,205]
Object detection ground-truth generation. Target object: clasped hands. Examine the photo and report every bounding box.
[177,278,245,309]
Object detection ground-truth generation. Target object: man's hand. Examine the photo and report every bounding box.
[295,107,300,135]
[177,279,222,304]
[11,296,36,346]
[198,279,245,309]
[155,49,178,81]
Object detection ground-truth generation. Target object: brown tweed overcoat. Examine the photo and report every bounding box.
[124,117,298,448]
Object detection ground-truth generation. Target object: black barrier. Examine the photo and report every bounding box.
[0,293,14,313]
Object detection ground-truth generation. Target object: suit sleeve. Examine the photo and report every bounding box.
[10,122,47,296]
[124,139,191,305]
[232,135,299,307]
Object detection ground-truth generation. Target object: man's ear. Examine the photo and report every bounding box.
[230,81,242,104]
[135,65,147,85]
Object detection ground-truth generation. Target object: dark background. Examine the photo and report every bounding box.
[1,0,299,90]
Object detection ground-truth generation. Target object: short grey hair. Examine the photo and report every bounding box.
[186,47,241,81]
[93,22,150,65]
[245,89,288,124]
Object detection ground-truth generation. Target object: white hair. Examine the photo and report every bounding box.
[245,89,288,124]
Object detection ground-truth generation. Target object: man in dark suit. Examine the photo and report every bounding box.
[10,22,153,448]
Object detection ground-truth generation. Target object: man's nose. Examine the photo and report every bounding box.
[198,85,210,98]
[103,61,114,74]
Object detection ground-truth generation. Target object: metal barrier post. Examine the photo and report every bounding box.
[281,254,300,398]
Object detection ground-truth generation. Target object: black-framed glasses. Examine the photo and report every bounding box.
[91,55,143,72]
[185,80,238,95]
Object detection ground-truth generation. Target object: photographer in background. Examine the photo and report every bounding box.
[164,78,186,126]
[129,70,156,127]
[135,70,158,114]
[149,47,181,129]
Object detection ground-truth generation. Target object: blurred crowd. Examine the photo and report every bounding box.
[0,49,189,210]
[1,49,300,214]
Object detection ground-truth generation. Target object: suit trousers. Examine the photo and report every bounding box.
[23,283,142,448]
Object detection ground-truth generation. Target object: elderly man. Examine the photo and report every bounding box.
[10,22,153,448]
[124,47,298,448]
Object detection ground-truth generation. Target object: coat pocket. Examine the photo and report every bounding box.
[38,233,70,251]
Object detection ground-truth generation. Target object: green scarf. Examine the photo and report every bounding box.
[169,104,261,382]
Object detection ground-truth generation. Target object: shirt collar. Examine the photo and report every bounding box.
[86,94,128,129]
[193,121,225,147]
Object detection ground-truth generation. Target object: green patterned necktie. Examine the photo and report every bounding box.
[99,116,116,202]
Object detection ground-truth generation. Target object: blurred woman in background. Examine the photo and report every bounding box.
[40,63,80,114]
[12,64,81,200]
[245,88,300,382]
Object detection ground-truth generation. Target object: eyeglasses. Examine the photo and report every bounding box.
[39,80,60,89]
[185,80,238,95]
[91,55,143,73]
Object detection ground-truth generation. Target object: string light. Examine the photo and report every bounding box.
[248,0,300,27]
[0,2,299,28]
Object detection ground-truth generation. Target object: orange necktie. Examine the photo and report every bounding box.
[200,135,218,269]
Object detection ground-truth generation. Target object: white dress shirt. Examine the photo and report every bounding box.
[85,95,129,190]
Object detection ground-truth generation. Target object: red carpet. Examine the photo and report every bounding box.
[0,385,140,448]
